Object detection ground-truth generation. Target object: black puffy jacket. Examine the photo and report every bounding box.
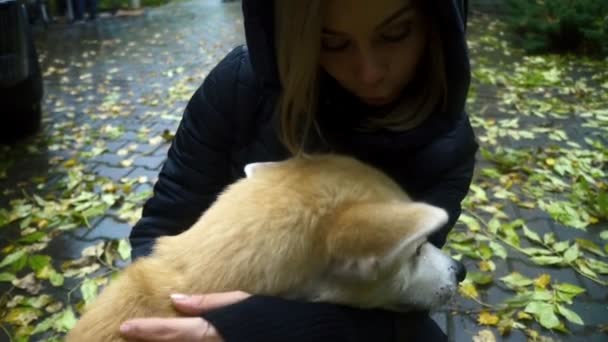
[129,0,478,340]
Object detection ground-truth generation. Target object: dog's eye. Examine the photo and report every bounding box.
[415,244,423,257]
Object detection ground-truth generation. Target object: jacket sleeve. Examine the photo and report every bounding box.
[128,47,244,259]
[203,296,399,342]
[419,138,477,248]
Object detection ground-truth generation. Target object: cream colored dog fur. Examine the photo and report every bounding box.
[66,154,463,341]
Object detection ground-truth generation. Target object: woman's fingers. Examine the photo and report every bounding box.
[119,317,211,342]
[118,291,250,341]
[170,291,251,315]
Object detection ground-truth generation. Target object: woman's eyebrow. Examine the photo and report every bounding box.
[377,4,415,28]
[322,5,415,35]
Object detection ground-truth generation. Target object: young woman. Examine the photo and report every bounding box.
[122,0,477,340]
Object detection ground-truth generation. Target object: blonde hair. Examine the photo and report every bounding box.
[274,1,447,156]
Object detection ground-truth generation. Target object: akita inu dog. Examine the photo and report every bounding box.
[66,154,465,341]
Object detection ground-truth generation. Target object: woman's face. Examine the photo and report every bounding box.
[319,0,428,106]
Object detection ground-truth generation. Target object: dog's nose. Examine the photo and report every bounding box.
[454,261,467,283]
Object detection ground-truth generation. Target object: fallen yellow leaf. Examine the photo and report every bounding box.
[534,273,551,289]
[122,183,133,194]
[479,260,496,272]
[37,219,49,229]
[63,159,78,168]
[517,311,533,320]
[459,282,479,299]
[545,158,556,166]
[478,311,500,326]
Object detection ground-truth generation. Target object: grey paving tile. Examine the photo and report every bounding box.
[501,329,528,342]
[558,333,608,342]
[74,216,132,241]
[568,301,608,335]
[490,257,512,278]
[448,294,481,315]
[147,121,177,135]
[42,231,101,261]
[524,218,555,238]
[552,221,608,245]
[483,285,515,306]
[471,260,511,301]
[449,313,481,341]
[132,154,166,170]
[116,130,140,142]
[133,142,164,155]
[575,274,608,302]
[126,166,160,183]
[152,144,170,158]
[105,140,129,154]
[93,164,133,181]
[517,206,553,222]
[90,152,125,166]
[498,201,521,222]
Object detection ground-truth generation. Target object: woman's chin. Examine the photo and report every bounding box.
[360,97,393,106]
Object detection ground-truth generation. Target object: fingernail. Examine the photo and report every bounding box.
[120,323,132,333]
[171,293,189,301]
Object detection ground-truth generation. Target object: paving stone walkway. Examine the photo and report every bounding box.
[0,1,606,341]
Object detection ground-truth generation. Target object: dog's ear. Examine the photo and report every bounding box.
[244,161,279,178]
[326,202,448,279]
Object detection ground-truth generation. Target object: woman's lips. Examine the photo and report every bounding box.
[361,96,391,106]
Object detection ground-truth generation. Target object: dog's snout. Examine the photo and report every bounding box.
[452,261,466,283]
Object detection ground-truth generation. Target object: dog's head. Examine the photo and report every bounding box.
[318,202,466,311]
[244,159,466,311]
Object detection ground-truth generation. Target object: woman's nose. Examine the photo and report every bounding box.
[357,51,386,86]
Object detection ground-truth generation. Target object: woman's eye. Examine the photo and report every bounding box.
[381,23,412,42]
[321,36,350,51]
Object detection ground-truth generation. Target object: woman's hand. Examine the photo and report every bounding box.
[119,291,251,342]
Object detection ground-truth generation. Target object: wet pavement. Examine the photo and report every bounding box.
[0,1,606,341]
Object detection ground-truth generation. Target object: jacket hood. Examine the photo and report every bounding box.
[242,0,279,89]
[241,0,472,151]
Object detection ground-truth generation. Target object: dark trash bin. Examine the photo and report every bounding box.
[0,0,44,144]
